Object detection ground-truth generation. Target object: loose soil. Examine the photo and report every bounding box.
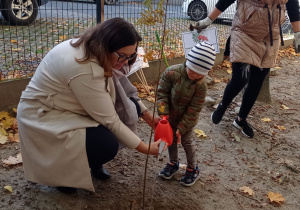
[0,54,299,210]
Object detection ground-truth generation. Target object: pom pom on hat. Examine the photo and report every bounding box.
[186,42,216,75]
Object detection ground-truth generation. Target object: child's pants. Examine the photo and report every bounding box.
[168,128,196,168]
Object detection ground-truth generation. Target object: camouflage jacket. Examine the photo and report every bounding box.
[157,63,207,135]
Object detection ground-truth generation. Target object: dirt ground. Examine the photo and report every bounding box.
[1,54,299,210]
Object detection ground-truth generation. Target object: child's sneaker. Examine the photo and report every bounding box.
[180,165,200,187]
[211,103,227,124]
[233,117,254,138]
[158,161,179,179]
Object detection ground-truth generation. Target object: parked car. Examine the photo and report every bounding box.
[182,0,298,33]
[93,0,118,5]
[0,0,49,25]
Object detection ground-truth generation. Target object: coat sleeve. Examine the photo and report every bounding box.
[156,67,174,116]
[69,74,140,149]
[177,81,207,136]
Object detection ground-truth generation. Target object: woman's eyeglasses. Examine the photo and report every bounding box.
[114,51,137,63]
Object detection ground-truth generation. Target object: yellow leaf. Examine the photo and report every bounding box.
[0,111,10,120]
[2,153,22,165]
[59,35,68,40]
[12,48,21,52]
[194,129,207,138]
[2,118,14,129]
[239,186,255,196]
[261,118,271,123]
[280,104,289,110]
[10,39,18,43]
[0,133,8,144]
[267,192,285,204]
[0,128,8,136]
[4,186,13,193]
[158,105,165,113]
[227,68,232,74]
[275,125,286,131]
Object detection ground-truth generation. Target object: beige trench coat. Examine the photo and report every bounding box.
[17,39,141,191]
[230,0,288,68]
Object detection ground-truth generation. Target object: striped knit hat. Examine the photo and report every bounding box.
[186,42,216,75]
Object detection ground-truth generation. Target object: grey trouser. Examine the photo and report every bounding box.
[168,128,196,168]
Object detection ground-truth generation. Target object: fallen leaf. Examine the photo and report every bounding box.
[267,192,285,205]
[233,133,240,142]
[8,133,19,143]
[280,104,290,110]
[0,111,10,120]
[2,153,22,165]
[0,128,8,136]
[158,105,165,113]
[59,35,68,40]
[275,125,286,131]
[0,133,8,144]
[239,186,255,196]
[261,118,271,123]
[4,186,13,193]
[194,129,207,138]
[179,163,187,170]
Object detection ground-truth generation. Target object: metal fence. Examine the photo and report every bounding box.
[0,0,294,81]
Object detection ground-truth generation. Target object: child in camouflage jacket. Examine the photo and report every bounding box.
[157,42,216,186]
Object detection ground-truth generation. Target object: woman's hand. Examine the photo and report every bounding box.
[142,111,160,130]
[135,139,166,156]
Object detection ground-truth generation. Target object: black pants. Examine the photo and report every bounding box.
[86,125,119,171]
[221,62,270,119]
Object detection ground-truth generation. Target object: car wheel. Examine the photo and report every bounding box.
[188,1,207,21]
[1,0,39,25]
[281,14,293,33]
[104,0,116,5]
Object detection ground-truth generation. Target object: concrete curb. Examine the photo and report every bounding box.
[0,38,295,110]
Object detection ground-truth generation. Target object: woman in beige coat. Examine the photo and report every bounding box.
[17,18,162,193]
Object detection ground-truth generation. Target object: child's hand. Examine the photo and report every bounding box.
[159,115,169,120]
[176,129,181,144]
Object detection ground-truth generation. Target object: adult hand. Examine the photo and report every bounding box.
[294,32,300,53]
[196,17,213,33]
[149,139,166,156]
[176,129,181,144]
[142,111,159,130]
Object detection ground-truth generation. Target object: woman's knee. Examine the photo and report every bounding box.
[86,125,119,163]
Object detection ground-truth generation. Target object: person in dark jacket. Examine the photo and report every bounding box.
[156,42,216,187]
[197,0,300,138]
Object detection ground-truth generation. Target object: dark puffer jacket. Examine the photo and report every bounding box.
[156,63,207,135]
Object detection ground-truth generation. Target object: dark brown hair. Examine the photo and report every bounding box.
[70,18,142,77]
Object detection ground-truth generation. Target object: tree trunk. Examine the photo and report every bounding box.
[256,71,272,103]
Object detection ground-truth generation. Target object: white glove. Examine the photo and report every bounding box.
[294,32,300,53]
[196,17,213,33]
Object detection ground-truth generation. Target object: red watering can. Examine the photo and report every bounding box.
[154,116,173,153]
